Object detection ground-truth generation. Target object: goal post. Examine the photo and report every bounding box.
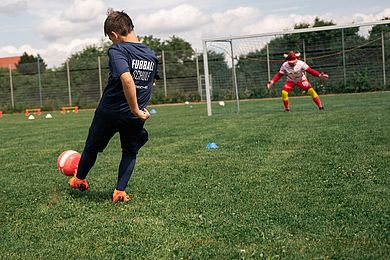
[202,40,212,116]
[202,20,390,116]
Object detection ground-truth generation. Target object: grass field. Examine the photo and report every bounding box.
[0,92,389,259]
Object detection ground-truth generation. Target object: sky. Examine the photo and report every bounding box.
[0,0,389,68]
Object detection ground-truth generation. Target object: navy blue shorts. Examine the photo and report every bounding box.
[83,108,148,154]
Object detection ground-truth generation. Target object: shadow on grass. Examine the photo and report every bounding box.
[69,189,113,203]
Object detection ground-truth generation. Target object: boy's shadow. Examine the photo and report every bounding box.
[68,189,115,203]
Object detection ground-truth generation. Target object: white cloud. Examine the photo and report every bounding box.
[0,0,27,15]
[136,5,261,49]
[0,44,38,59]
[135,4,210,34]
[38,17,78,41]
[242,14,317,35]
[232,6,260,17]
[1,0,108,67]
[41,38,102,67]
[204,6,261,37]
[0,38,101,68]
[350,8,390,23]
[37,0,106,41]
[62,0,106,22]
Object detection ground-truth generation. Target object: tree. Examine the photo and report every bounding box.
[63,45,106,69]
[140,35,164,52]
[59,45,107,106]
[197,50,232,100]
[140,35,196,78]
[143,36,201,101]
[16,52,47,74]
[369,17,390,39]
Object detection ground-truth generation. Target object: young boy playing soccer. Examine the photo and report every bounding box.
[267,51,328,112]
[68,9,159,203]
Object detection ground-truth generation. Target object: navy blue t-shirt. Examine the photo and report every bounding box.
[99,42,159,116]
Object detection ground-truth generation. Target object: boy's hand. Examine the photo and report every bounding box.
[135,108,150,121]
[267,80,274,89]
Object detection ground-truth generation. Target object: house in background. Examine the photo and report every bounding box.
[0,56,21,70]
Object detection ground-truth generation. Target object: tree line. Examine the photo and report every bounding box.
[0,18,389,112]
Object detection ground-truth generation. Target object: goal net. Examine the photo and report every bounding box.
[202,20,390,115]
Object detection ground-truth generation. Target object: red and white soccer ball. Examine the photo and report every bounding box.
[57,150,81,176]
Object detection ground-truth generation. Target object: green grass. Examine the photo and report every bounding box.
[0,92,389,259]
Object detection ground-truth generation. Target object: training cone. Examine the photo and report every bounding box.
[206,142,219,149]
[28,115,35,120]
[150,108,157,114]
[45,113,53,119]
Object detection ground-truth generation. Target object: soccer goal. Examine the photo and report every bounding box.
[202,20,390,116]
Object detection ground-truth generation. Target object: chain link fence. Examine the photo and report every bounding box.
[0,50,203,112]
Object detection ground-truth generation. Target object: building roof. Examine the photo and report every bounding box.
[0,56,21,70]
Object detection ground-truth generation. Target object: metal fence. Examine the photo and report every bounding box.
[0,50,204,112]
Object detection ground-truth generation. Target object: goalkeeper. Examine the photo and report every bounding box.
[267,51,328,112]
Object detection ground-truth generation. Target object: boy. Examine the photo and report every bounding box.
[68,9,159,203]
[267,51,328,112]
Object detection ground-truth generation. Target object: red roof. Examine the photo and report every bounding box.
[0,56,20,70]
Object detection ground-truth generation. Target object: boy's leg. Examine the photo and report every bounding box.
[77,115,115,179]
[113,150,136,203]
[76,150,98,180]
[116,151,137,191]
[113,128,148,203]
[113,189,130,203]
[115,123,148,195]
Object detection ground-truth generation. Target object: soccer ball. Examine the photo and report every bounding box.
[57,150,81,176]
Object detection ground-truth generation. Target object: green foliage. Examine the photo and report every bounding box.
[0,92,389,258]
[0,68,10,109]
[142,35,224,102]
[16,52,47,75]
[198,50,232,99]
[62,45,106,71]
[294,22,311,29]
[312,16,336,27]
[140,35,164,52]
[163,36,194,63]
[157,36,197,81]
[369,17,390,39]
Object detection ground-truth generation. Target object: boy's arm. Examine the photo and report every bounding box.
[120,72,150,121]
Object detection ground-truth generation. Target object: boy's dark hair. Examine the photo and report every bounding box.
[104,8,134,37]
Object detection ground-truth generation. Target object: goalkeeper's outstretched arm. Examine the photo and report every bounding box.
[306,67,329,80]
[267,72,283,89]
